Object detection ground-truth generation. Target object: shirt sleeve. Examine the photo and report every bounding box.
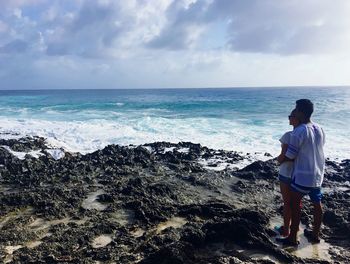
[279,132,290,144]
[285,127,305,159]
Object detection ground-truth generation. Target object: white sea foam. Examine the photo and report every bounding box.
[197,154,263,171]
[0,116,348,162]
[46,149,65,160]
[142,146,153,153]
[0,132,22,140]
[163,147,176,153]
[177,148,189,153]
[0,145,44,160]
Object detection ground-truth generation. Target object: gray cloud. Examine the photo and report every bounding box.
[0,0,44,10]
[220,0,350,54]
[0,39,28,53]
[147,0,211,50]
[45,1,125,57]
[147,0,350,55]
[1,0,349,57]
[147,25,197,50]
[0,0,350,90]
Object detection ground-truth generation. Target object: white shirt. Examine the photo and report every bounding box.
[279,131,294,178]
[285,122,326,187]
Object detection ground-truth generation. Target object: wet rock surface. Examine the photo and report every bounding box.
[0,137,349,263]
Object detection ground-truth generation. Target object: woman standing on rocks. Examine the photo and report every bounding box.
[276,109,300,237]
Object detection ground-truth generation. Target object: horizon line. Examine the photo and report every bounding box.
[0,85,349,91]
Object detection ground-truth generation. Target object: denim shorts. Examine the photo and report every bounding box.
[279,174,292,185]
[291,181,323,203]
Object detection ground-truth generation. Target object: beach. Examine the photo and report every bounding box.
[0,136,349,263]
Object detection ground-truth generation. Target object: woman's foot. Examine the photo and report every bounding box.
[276,236,299,247]
[274,225,289,237]
[274,225,284,235]
[304,228,321,243]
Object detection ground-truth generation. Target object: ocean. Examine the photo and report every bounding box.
[0,87,349,160]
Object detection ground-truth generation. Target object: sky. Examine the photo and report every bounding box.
[0,0,350,89]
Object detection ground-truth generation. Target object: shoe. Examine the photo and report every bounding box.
[274,225,284,235]
[304,228,321,243]
[274,225,290,236]
[276,237,300,247]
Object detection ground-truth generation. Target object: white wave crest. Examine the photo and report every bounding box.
[0,116,348,161]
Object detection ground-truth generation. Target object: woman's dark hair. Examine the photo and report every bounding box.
[296,99,313,119]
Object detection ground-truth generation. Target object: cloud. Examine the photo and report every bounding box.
[146,0,350,55]
[0,0,350,89]
[44,1,123,57]
[146,0,211,50]
[0,20,8,33]
[43,0,176,58]
[0,39,28,53]
[219,0,350,54]
[2,0,349,57]
[0,0,45,9]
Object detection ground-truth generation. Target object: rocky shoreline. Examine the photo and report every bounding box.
[0,137,349,263]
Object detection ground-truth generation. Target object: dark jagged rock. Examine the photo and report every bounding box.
[0,137,349,263]
[0,136,47,152]
[235,159,278,180]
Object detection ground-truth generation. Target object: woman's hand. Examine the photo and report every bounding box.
[277,154,285,164]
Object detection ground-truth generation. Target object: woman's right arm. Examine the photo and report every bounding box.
[277,144,288,163]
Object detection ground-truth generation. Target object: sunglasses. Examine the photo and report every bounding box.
[288,115,296,119]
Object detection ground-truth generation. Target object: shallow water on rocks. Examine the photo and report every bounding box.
[26,240,43,249]
[91,234,113,248]
[288,240,331,261]
[29,217,71,230]
[130,228,145,238]
[3,245,23,263]
[0,215,13,229]
[155,217,187,234]
[0,207,34,229]
[244,250,281,263]
[82,190,107,211]
[270,216,332,261]
[26,217,86,251]
[111,209,135,226]
[2,213,86,263]
[200,242,282,263]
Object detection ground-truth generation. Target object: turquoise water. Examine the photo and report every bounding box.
[0,87,349,159]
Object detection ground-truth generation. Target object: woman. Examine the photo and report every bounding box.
[275,109,300,237]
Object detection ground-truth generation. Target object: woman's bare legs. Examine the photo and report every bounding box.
[288,190,304,244]
[312,202,323,239]
[280,182,292,236]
